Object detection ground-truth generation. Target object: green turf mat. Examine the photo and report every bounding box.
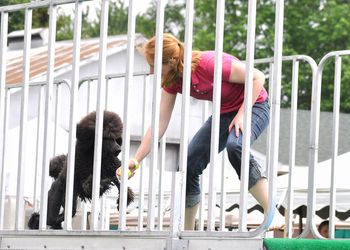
[264,238,350,250]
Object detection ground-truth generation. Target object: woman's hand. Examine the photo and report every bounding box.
[127,159,138,178]
[116,158,139,179]
[229,111,244,137]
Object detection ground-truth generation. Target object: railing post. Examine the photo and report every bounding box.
[148,0,166,231]
[0,10,9,230]
[175,0,194,234]
[39,3,57,230]
[119,0,137,231]
[239,0,257,232]
[64,0,82,230]
[90,0,109,230]
[207,0,225,231]
[264,0,285,231]
[329,55,342,239]
[15,6,32,230]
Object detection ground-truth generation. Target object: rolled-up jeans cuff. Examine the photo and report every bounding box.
[248,161,267,190]
[186,193,201,208]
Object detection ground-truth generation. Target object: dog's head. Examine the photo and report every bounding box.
[76,111,123,162]
[76,111,123,142]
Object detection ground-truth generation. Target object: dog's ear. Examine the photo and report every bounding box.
[102,111,123,140]
[49,154,67,179]
[76,112,97,141]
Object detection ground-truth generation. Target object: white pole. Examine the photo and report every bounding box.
[0,11,9,230]
[64,0,82,230]
[207,0,225,231]
[239,0,257,232]
[90,0,109,230]
[119,0,136,230]
[16,7,32,230]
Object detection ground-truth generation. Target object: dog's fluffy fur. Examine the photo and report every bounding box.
[28,111,134,229]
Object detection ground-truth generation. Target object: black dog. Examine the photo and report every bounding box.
[28,111,134,229]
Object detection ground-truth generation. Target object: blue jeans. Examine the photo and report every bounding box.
[186,99,270,207]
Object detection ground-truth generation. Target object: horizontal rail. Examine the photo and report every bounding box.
[5,79,70,90]
[79,71,151,87]
[0,0,92,12]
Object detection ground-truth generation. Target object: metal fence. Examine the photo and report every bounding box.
[0,0,349,249]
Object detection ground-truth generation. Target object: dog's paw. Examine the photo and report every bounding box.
[49,222,63,229]
[28,212,40,229]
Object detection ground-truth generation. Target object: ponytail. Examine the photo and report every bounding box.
[143,33,202,87]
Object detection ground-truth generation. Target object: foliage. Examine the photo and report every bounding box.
[191,0,350,112]
[136,0,186,39]
[0,0,49,33]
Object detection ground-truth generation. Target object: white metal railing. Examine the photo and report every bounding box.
[0,79,70,230]
[0,0,349,248]
[300,50,350,239]
[255,55,318,238]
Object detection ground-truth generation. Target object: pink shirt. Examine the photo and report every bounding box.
[163,51,268,113]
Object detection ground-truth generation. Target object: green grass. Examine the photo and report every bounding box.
[264,238,350,250]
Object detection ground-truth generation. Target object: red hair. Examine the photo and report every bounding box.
[143,33,201,87]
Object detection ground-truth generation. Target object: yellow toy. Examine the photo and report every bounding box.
[116,158,140,179]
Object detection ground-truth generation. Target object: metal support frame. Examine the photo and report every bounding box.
[301,50,350,239]
[1,0,349,248]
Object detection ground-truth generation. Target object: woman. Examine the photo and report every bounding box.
[127,33,270,230]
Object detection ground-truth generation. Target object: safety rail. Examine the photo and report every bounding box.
[301,50,350,239]
[1,0,349,249]
[0,79,71,230]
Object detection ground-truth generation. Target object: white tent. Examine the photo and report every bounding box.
[3,118,69,197]
[277,152,350,220]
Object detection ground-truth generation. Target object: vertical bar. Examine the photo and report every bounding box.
[53,82,61,156]
[208,0,225,231]
[119,0,136,231]
[286,59,299,237]
[33,86,44,211]
[171,0,194,232]
[0,90,10,229]
[0,11,9,230]
[299,59,320,238]
[40,3,57,229]
[265,62,274,177]
[64,0,82,230]
[329,56,341,239]
[264,0,284,231]
[148,0,165,231]
[105,78,109,110]
[86,79,92,113]
[15,7,32,230]
[239,0,257,232]
[81,202,88,230]
[138,75,149,230]
[91,0,109,230]
[175,0,194,233]
[100,196,108,229]
[157,135,166,230]
[219,152,227,231]
[198,101,209,231]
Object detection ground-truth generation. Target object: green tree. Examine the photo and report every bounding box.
[191,0,350,112]
[0,0,77,41]
[136,0,186,39]
[79,0,129,38]
[0,0,49,33]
